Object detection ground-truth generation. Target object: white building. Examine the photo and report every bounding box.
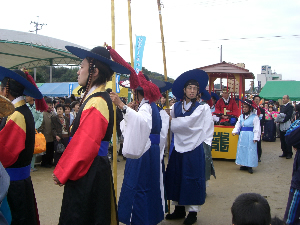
[257,65,282,88]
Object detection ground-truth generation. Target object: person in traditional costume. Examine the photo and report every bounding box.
[0,96,15,225]
[52,45,130,224]
[283,119,300,225]
[165,69,214,225]
[213,88,239,125]
[262,105,278,142]
[232,99,260,174]
[0,67,47,225]
[109,48,164,225]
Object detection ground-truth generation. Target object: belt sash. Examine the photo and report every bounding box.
[6,165,31,181]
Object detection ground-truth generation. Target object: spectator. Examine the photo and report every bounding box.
[278,95,294,159]
[26,95,44,172]
[51,104,70,165]
[231,193,271,225]
[39,98,55,168]
[64,104,74,126]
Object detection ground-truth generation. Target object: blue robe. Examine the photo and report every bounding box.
[235,114,258,168]
[165,101,206,206]
[118,102,164,225]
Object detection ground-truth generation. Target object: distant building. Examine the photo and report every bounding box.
[257,65,282,88]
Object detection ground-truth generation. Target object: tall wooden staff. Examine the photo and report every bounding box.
[127,0,135,103]
[127,0,134,68]
[156,0,170,213]
[111,0,118,195]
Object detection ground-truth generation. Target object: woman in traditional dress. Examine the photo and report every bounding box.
[232,99,260,174]
[262,105,278,142]
[52,46,130,225]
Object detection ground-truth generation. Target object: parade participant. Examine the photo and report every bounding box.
[253,95,265,162]
[109,47,164,225]
[52,45,130,224]
[278,95,294,159]
[284,119,300,225]
[214,88,239,125]
[210,92,219,113]
[0,67,46,224]
[232,99,260,174]
[165,69,214,225]
[157,93,167,110]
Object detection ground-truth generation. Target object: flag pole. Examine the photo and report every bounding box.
[156,0,170,214]
[111,0,117,195]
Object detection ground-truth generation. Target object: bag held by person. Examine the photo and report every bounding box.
[56,142,65,153]
[34,130,46,154]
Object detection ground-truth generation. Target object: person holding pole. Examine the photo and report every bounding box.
[108,47,165,225]
[165,69,214,225]
[52,45,130,224]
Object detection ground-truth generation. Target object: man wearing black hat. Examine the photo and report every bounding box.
[109,51,165,224]
[0,67,44,225]
[253,95,265,162]
[165,69,214,225]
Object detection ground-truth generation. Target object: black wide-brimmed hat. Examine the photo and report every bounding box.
[0,66,43,99]
[172,69,208,100]
[160,81,172,93]
[201,89,211,101]
[65,46,130,75]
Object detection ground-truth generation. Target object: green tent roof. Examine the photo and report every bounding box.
[259,81,300,101]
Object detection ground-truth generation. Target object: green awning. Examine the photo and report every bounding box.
[259,81,300,101]
[36,83,44,88]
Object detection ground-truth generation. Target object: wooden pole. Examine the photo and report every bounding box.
[111,0,117,195]
[156,0,170,213]
[127,0,134,103]
[127,0,134,68]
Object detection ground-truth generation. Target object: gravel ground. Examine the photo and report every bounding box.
[31,139,293,225]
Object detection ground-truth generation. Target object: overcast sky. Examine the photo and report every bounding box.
[1,0,299,89]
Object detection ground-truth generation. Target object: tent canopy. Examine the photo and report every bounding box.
[0,29,87,69]
[259,81,300,101]
[39,82,79,97]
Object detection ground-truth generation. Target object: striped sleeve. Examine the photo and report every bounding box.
[0,112,26,168]
[54,97,109,184]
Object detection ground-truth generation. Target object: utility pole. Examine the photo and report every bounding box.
[29,16,47,34]
[220,45,222,63]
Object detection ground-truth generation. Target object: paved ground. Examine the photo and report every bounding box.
[31,139,293,225]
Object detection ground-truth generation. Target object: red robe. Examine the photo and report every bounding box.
[214,97,239,123]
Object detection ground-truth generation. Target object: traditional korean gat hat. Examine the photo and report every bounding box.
[211,92,220,101]
[65,46,130,75]
[240,99,260,114]
[200,89,211,101]
[172,69,208,101]
[0,66,43,99]
[0,66,47,111]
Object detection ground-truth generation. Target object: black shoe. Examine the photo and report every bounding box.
[183,212,197,225]
[258,159,261,162]
[279,154,287,157]
[248,167,253,174]
[240,166,248,171]
[165,206,186,220]
[286,155,292,159]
